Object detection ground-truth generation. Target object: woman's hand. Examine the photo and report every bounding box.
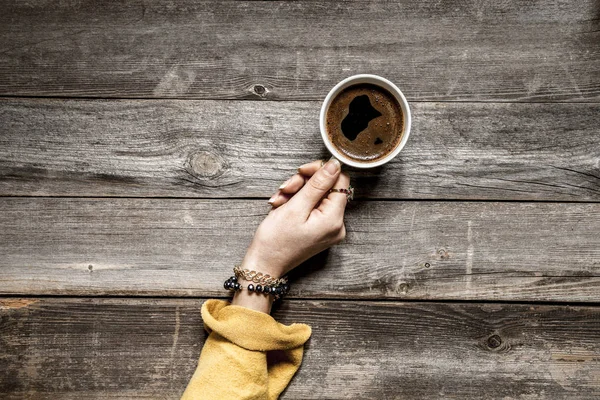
[241,158,350,278]
[231,158,349,313]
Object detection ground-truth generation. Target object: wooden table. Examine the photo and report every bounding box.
[1,1,599,398]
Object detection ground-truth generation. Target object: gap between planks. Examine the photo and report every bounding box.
[1,94,600,104]
[1,195,600,204]
[0,294,598,308]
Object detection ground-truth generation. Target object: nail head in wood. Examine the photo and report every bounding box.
[438,248,450,260]
[398,282,409,294]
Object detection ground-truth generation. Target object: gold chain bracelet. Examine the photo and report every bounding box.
[233,265,288,286]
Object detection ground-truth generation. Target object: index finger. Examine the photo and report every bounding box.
[297,159,325,177]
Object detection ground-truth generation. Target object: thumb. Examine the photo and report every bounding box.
[288,158,341,216]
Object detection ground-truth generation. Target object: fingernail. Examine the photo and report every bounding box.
[268,194,277,205]
[323,158,340,175]
[297,163,309,173]
[279,179,289,190]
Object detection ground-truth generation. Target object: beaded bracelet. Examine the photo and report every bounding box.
[224,275,290,300]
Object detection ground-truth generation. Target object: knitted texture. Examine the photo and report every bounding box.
[181,299,312,400]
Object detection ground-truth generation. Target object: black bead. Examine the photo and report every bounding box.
[224,281,229,290]
[234,283,241,290]
[263,286,271,294]
[275,286,283,295]
[248,284,254,292]
[256,284,262,292]
[283,284,290,293]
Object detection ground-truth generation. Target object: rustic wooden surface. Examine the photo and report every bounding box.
[1,298,599,399]
[1,99,599,201]
[0,198,598,302]
[1,0,599,398]
[0,0,599,101]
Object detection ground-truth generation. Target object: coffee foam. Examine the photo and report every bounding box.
[326,83,404,163]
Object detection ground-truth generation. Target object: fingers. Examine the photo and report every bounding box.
[268,191,292,208]
[268,159,336,209]
[278,173,307,195]
[268,160,325,208]
[297,159,325,177]
[287,158,341,216]
[319,172,350,218]
[269,173,307,208]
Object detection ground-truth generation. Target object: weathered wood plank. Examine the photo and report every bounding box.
[0,198,598,301]
[0,0,598,101]
[0,298,598,399]
[1,99,599,201]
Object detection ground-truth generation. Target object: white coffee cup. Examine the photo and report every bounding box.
[319,74,411,168]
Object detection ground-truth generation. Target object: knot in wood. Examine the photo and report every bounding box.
[487,334,502,349]
[252,84,269,98]
[188,150,225,178]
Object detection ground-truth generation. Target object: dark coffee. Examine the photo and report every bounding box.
[326,83,404,162]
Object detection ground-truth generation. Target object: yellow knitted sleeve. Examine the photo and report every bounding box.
[181,299,312,400]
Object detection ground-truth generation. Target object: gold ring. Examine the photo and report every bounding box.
[328,185,354,201]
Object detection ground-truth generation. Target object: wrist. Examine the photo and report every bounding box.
[240,252,286,278]
[231,277,273,314]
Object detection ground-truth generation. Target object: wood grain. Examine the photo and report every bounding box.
[1,99,599,201]
[0,298,599,399]
[0,198,598,301]
[0,0,598,101]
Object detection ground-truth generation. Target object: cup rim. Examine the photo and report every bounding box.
[319,74,411,169]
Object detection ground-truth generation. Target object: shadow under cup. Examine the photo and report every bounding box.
[319,74,412,169]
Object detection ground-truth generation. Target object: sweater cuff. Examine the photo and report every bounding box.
[201,299,311,352]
